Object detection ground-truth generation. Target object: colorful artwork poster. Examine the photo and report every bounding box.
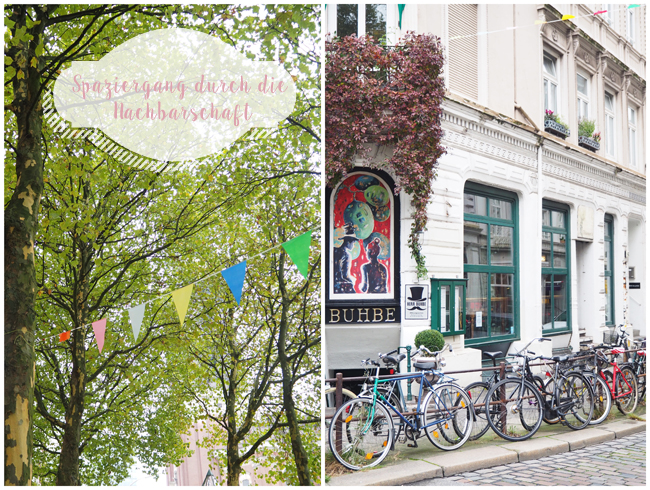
[332,173,392,297]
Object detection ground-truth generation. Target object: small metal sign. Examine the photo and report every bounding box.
[629,282,641,289]
[405,284,429,320]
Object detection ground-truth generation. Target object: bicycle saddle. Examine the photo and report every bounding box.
[413,360,437,370]
[552,355,569,362]
[483,351,503,361]
[382,353,406,365]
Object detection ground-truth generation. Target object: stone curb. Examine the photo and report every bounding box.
[326,420,645,486]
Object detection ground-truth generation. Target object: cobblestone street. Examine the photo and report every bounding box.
[407,432,646,486]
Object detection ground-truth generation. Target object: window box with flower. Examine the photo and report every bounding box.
[544,110,570,139]
[577,118,600,152]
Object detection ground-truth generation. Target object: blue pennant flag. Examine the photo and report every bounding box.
[221,261,247,305]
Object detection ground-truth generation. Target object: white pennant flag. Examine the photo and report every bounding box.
[128,304,146,342]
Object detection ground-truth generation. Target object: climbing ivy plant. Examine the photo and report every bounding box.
[325,33,446,279]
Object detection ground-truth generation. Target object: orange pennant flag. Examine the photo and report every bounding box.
[59,331,71,342]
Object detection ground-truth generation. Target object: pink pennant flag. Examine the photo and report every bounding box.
[92,318,107,353]
[594,10,607,15]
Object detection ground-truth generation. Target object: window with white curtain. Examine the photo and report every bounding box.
[543,52,559,115]
[627,8,635,46]
[605,92,616,158]
[628,106,637,168]
[577,73,589,120]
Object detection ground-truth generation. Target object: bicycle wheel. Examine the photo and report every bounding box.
[584,372,612,425]
[465,381,492,440]
[615,366,638,415]
[328,398,393,471]
[324,387,357,449]
[557,372,593,430]
[485,378,543,442]
[422,383,473,450]
[533,375,559,425]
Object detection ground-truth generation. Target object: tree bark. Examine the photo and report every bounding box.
[4,5,54,485]
[277,253,312,486]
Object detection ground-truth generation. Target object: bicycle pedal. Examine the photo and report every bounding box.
[407,440,418,448]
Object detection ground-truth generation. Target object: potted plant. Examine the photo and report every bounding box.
[577,118,600,152]
[412,329,445,395]
[544,109,570,139]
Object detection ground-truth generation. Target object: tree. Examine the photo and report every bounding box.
[5,4,320,485]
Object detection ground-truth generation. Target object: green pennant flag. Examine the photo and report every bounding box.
[398,4,406,29]
[281,231,312,279]
[171,284,194,327]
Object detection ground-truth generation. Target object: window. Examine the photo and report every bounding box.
[628,106,637,168]
[463,183,518,344]
[627,7,635,46]
[604,4,616,27]
[577,73,589,120]
[449,4,479,101]
[542,202,571,333]
[605,92,616,158]
[604,215,614,326]
[543,52,559,115]
[335,4,387,41]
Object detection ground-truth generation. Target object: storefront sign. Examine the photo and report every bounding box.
[629,282,641,289]
[405,284,429,320]
[326,306,400,324]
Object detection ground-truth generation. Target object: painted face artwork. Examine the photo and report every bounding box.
[332,174,391,295]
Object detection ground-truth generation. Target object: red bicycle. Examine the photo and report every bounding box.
[594,344,638,415]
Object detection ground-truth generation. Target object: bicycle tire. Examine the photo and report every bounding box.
[558,372,594,430]
[485,378,544,442]
[465,381,492,441]
[615,366,639,415]
[584,372,612,425]
[324,387,357,449]
[422,383,473,450]
[328,398,393,471]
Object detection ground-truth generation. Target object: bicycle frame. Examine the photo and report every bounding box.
[363,369,459,434]
[598,355,634,400]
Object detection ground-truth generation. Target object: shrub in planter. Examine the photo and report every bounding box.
[413,329,444,355]
[578,118,596,138]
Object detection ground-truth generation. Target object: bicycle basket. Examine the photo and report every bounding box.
[603,330,619,346]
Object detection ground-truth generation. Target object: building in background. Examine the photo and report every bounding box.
[325,4,646,383]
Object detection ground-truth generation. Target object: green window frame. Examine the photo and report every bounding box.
[463,182,519,346]
[604,214,615,326]
[541,201,571,334]
[431,278,467,337]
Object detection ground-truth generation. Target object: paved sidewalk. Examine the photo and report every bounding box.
[407,431,646,486]
[326,416,646,486]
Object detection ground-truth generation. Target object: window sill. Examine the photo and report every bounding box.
[541,328,572,337]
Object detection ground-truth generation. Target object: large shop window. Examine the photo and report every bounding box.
[541,201,571,334]
[463,183,519,345]
[604,214,614,326]
[326,170,400,323]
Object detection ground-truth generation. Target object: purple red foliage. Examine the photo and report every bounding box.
[326,33,446,277]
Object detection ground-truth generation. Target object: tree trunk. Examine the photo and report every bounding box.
[226,432,242,486]
[4,5,53,485]
[277,253,312,486]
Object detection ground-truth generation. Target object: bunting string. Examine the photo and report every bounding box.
[30,227,318,346]
[447,4,642,41]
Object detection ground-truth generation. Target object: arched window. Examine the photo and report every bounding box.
[325,169,400,324]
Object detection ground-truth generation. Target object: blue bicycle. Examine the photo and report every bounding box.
[328,344,473,470]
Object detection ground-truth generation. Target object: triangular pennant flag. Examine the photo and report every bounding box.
[128,304,146,341]
[534,20,547,25]
[628,4,641,8]
[281,231,312,279]
[561,14,575,20]
[398,4,406,29]
[594,10,607,15]
[171,284,194,327]
[221,261,247,305]
[59,331,71,342]
[92,319,106,353]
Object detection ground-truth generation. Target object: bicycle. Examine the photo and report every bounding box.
[593,343,638,415]
[328,344,473,470]
[485,337,595,442]
[565,349,612,425]
[626,339,646,401]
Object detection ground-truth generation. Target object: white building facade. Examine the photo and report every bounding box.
[325,4,646,383]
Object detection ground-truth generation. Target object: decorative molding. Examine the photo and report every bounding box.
[552,29,558,42]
